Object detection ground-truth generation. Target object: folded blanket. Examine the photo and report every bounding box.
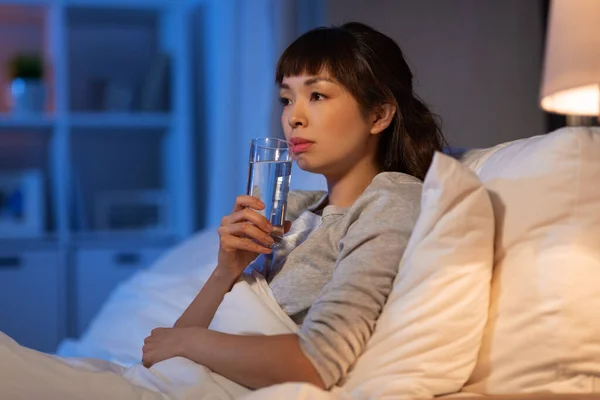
[0,272,302,400]
[209,270,300,336]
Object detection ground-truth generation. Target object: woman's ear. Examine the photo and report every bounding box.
[369,103,396,135]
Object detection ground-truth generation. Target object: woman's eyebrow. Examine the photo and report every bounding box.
[279,77,336,89]
[304,77,335,86]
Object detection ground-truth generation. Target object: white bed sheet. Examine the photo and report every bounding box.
[3,268,338,399]
[51,228,341,399]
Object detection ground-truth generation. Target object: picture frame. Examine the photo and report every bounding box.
[0,169,44,238]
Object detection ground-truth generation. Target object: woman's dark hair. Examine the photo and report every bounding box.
[276,22,447,180]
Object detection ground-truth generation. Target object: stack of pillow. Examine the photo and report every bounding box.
[461,127,600,395]
[340,126,600,399]
[339,151,496,398]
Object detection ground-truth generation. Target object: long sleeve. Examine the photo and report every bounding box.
[296,176,422,388]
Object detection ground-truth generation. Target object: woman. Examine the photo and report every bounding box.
[142,22,446,390]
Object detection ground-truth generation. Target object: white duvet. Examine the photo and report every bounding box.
[0,270,340,400]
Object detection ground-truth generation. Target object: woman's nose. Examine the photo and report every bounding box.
[288,109,308,128]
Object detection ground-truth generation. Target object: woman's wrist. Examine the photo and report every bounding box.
[178,326,206,359]
[213,264,241,291]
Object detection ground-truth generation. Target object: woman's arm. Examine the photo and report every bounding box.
[294,178,423,388]
[182,329,325,390]
[173,266,238,329]
[174,195,275,329]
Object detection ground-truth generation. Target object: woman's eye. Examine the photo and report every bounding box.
[310,92,326,101]
[280,97,291,106]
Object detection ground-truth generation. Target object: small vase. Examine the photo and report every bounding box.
[8,78,46,115]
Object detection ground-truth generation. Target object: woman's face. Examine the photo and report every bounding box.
[279,72,377,178]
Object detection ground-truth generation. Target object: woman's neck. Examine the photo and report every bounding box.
[325,157,381,209]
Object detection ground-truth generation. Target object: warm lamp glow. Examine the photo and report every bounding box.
[540,0,600,117]
[541,84,600,116]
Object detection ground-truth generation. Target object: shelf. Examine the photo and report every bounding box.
[65,0,172,10]
[0,0,194,353]
[0,232,175,251]
[0,113,171,130]
[72,230,176,248]
[0,0,173,8]
[69,112,171,130]
[0,235,61,252]
[0,114,55,130]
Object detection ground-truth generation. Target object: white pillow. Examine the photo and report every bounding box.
[460,141,515,174]
[57,270,206,365]
[342,152,495,399]
[462,126,600,394]
[149,227,219,277]
[56,229,220,363]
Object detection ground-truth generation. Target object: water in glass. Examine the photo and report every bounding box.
[247,159,292,240]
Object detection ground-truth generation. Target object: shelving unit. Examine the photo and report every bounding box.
[69,112,172,129]
[0,114,55,128]
[0,0,197,351]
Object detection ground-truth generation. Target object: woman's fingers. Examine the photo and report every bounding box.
[233,195,265,212]
[220,232,273,254]
[222,208,273,234]
[219,222,274,248]
[142,345,151,368]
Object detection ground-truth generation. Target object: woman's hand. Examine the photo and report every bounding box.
[217,195,276,278]
[173,197,290,331]
[142,327,196,368]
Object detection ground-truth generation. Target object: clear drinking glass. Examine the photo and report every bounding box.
[246,137,292,243]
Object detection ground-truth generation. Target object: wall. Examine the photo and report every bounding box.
[325,0,547,148]
[191,0,326,229]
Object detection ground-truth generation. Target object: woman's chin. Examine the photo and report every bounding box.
[294,154,331,175]
[295,157,318,173]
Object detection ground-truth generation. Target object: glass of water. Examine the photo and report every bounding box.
[247,137,292,243]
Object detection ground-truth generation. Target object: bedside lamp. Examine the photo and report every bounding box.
[540,0,600,126]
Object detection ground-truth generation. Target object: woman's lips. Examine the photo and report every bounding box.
[292,142,313,153]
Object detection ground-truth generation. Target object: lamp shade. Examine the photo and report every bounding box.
[540,0,600,116]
